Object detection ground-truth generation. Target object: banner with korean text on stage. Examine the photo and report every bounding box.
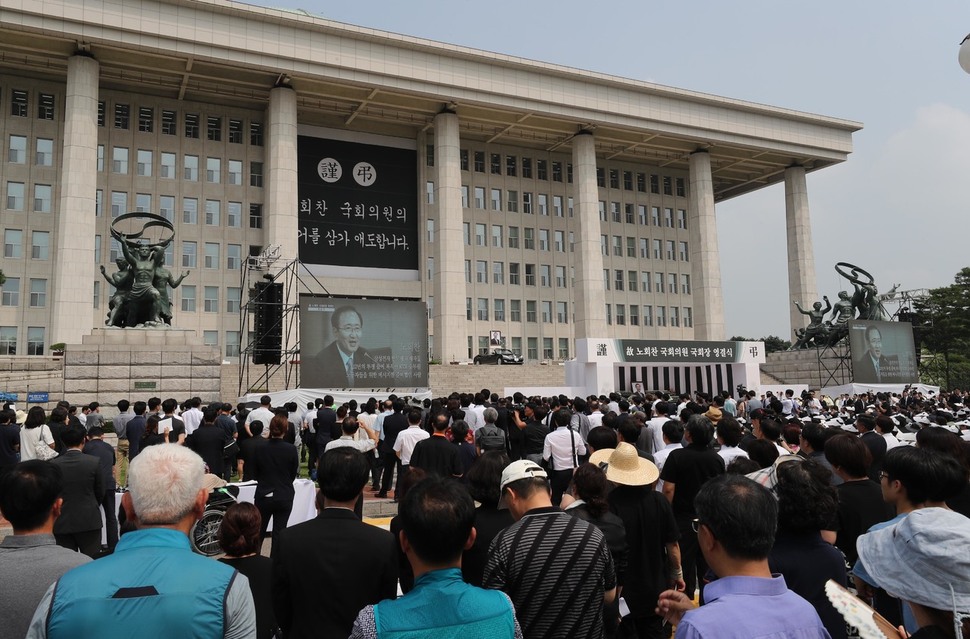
[297,130,419,281]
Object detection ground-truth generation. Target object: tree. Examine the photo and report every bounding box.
[729,335,791,354]
[909,267,970,389]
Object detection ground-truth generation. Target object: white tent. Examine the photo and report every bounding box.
[820,382,940,397]
[239,388,432,406]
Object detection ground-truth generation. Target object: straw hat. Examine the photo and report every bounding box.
[589,442,659,486]
[15,410,27,425]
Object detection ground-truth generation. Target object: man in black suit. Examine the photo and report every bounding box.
[314,395,338,468]
[51,426,103,557]
[239,419,268,481]
[313,306,373,389]
[272,447,398,639]
[410,415,463,480]
[855,413,887,482]
[854,325,902,384]
[377,399,408,498]
[124,401,148,461]
[82,426,118,551]
[47,406,70,455]
[185,406,227,477]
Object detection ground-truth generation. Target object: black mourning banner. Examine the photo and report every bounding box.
[297,136,418,271]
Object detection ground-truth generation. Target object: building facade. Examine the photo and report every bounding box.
[0,0,859,365]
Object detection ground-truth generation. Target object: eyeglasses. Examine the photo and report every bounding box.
[691,518,704,533]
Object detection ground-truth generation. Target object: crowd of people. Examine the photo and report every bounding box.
[0,385,968,639]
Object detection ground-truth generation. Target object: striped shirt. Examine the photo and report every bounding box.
[483,507,616,639]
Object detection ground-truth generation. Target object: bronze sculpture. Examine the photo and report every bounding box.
[788,263,897,350]
[102,213,189,328]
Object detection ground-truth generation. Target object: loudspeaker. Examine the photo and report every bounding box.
[252,281,283,365]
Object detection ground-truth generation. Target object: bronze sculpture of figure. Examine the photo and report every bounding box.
[791,297,832,349]
[104,213,189,328]
[789,263,898,349]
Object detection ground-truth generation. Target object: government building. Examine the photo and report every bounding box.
[0,0,860,369]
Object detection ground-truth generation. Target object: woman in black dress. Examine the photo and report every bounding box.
[218,502,277,639]
[253,414,299,553]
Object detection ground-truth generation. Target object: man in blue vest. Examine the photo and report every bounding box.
[26,444,256,639]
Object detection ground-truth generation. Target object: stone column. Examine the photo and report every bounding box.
[687,150,725,340]
[785,165,818,341]
[432,110,466,363]
[265,86,299,358]
[572,131,607,338]
[51,54,99,346]
[266,86,299,267]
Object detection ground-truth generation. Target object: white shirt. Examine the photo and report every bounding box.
[393,425,430,465]
[246,407,275,438]
[182,407,204,436]
[19,424,54,461]
[303,408,318,433]
[653,442,682,492]
[325,435,376,454]
[718,445,749,466]
[587,412,604,428]
[781,398,794,416]
[542,427,586,471]
[882,432,901,450]
[646,417,669,453]
[468,404,487,429]
[461,407,481,432]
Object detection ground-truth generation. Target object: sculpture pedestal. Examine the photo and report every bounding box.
[62,328,222,406]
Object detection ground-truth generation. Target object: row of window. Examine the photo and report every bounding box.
[0,324,241,358]
[470,335,570,361]
[93,191,263,229]
[601,236,690,262]
[605,304,693,327]
[96,101,263,145]
[5,89,55,121]
[6,136,54,166]
[91,236,247,271]
[0,278,48,307]
[432,148,687,197]
[446,185,689,230]
[464,298,569,324]
[455,257,691,295]
[3,181,265,231]
[95,146,262,186]
[2,230,49,259]
[174,285,242,314]
[604,270,692,295]
[2,88,261,146]
[454,221,688,260]
[0,326,46,356]
[3,182,53,212]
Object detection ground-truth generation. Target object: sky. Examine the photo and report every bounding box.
[278,0,970,339]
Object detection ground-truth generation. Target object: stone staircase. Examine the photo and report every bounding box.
[761,350,851,388]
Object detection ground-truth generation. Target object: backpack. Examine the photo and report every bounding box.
[478,424,506,452]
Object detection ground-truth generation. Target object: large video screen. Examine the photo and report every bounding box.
[848,320,918,385]
[300,297,428,390]
[297,134,418,275]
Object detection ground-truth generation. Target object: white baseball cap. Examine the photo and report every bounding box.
[500,459,547,491]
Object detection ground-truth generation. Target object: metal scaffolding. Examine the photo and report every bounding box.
[236,247,330,397]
